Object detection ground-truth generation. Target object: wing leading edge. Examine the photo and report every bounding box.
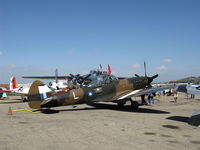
[116,85,175,100]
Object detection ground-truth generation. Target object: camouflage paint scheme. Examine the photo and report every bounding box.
[28,76,155,109]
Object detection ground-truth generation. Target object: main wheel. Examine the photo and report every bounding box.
[131,101,139,110]
[22,96,28,102]
[23,97,28,102]
[117,102,125,108]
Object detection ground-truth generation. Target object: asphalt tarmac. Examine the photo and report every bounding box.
[0,94,200,150]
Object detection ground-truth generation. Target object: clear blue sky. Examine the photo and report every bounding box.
[0,0,200,83]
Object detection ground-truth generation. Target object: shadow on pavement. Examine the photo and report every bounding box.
[166,116,189,123]
[48,103,170,114]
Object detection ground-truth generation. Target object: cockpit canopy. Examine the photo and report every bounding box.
[85,70,118,87]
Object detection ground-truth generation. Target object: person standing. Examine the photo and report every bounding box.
[174,91,178,103]
[148,93,154,104]
[141,95,147,105]
[150,93,155,104]
[191,94,195,99]
[148,94,151,104]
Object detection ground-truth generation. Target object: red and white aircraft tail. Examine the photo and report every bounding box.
[9,77,17,90]
[0,77,17,93]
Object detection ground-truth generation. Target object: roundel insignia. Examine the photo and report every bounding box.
[88,91,93,97]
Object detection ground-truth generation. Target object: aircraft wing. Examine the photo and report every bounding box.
[22,76,72,80]
[175,84,200,96]
[0,90,12,93]
[115,85,175,100]
[0,90,27,97]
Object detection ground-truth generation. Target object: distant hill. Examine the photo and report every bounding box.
[169,76,200,84]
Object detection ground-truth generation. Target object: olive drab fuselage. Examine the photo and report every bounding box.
[40,77,148,108]
[27,75,151,109]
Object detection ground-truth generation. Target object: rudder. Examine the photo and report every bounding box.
[27,80,53,109]
[10,77,17,90]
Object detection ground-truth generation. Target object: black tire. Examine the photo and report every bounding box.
[23,97,27,102]
[117,102,124,108]
[131,101,139,110]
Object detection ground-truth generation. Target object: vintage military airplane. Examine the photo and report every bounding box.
[27,71,159,110]
[25,63,177,110]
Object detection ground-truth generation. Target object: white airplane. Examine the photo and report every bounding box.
[48,80,69,90]
[175,84,200,127]
[23,69,70,91]
[175,84,200,96]
[0,77,51,101]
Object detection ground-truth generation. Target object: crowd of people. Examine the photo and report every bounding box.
[140,88,195,105]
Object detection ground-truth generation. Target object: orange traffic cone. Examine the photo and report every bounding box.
[7,106,13,115]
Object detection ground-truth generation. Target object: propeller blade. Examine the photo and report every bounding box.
[151,74,159,80]
[135,74,140,77]
[69,73,92,85]
[144,61,147,77]
[69,74,75,78]
[78,74,92,84]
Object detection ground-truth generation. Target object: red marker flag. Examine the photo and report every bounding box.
[108,64,112,75]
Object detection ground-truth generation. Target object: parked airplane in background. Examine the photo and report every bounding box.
[175,84,200,127]
[22,65,113,87]
[23,65,114,90]
[0,77,32,101]
[48,80,69,90]
[0,77,55,101]
[175,84,200,96]
[0,77,29,94]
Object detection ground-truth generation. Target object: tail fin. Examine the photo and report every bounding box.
[27,80,53,109]
[10,77,17,90]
